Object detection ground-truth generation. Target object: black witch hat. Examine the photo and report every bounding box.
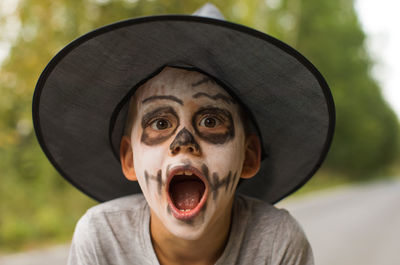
[33,3,335,203]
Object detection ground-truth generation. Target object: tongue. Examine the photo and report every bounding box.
[171,180,203,210]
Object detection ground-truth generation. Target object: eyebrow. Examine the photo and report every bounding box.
[142,95,183,105]
[192,92,236,105]
[193,106,233,120]
[191,77,216,87]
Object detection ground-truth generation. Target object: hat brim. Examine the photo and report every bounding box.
[33,15,335,204]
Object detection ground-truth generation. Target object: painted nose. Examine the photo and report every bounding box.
[169,128,201,156]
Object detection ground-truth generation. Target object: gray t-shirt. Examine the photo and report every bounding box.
[68,194,314,265]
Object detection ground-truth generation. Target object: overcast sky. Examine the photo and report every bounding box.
[355,0,400,118]
[1,0,399,118]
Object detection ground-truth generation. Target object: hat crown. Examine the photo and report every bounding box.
[193,3,225,20]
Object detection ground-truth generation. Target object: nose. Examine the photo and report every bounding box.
[169,128,201,156]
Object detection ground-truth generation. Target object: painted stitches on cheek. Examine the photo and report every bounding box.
[144,169,163,195]
[201,164,238,201]
[192,107,235,145]
[141,107,179,145]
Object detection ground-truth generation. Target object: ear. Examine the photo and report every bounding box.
[241,134,261,179]
[120,135,137,181]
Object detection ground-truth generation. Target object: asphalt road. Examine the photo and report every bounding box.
[277,179,400,265]
[1,179,399,265]
[0,244,70,265]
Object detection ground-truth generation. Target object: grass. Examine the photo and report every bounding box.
[0,180,96,255]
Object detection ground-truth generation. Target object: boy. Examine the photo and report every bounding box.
[33,3,334,265]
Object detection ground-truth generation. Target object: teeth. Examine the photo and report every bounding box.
[173,169,193,176]
[179,209,191,212]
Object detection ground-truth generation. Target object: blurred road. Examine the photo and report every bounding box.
[278,178,400,265]
[1,179,399,265]
[0,244,70,265]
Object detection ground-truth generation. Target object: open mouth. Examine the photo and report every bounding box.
[166,166,208,221]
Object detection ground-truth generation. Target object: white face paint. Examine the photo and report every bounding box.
[128,67,246,240]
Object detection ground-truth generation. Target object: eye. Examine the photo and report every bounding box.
[150,118,171,130]
[199,116,221,128]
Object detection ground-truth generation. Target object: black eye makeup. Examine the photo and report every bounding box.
[141,106,180,145]
[150,118,172,130]
[199,116,222,128]
[192,107,235,144]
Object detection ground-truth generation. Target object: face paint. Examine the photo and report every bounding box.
[142,95,183,105]
[144,170,163,195]
[127,67,247,240]
[192,92,236,105]
[201,164,238,201]
[192,106,235,144]
[141,107,180,146]
[230,172,238,192]
[191,76,216,87]
[169,127,200,155]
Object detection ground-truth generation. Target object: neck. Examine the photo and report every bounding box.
[150,200,234,265]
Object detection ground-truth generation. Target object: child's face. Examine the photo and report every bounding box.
[125,67,247,240]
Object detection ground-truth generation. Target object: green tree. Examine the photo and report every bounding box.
[290,0,399,177]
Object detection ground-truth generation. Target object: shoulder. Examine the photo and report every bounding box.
[85,193,147,216]
[68,194,149,265]
[235,194,291,229]
[269,207,314,264]
[74,193,147,239]
[236,194,305,229]
[234,195,314,264]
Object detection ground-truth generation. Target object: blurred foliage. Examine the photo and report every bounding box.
[0,0,399,252]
